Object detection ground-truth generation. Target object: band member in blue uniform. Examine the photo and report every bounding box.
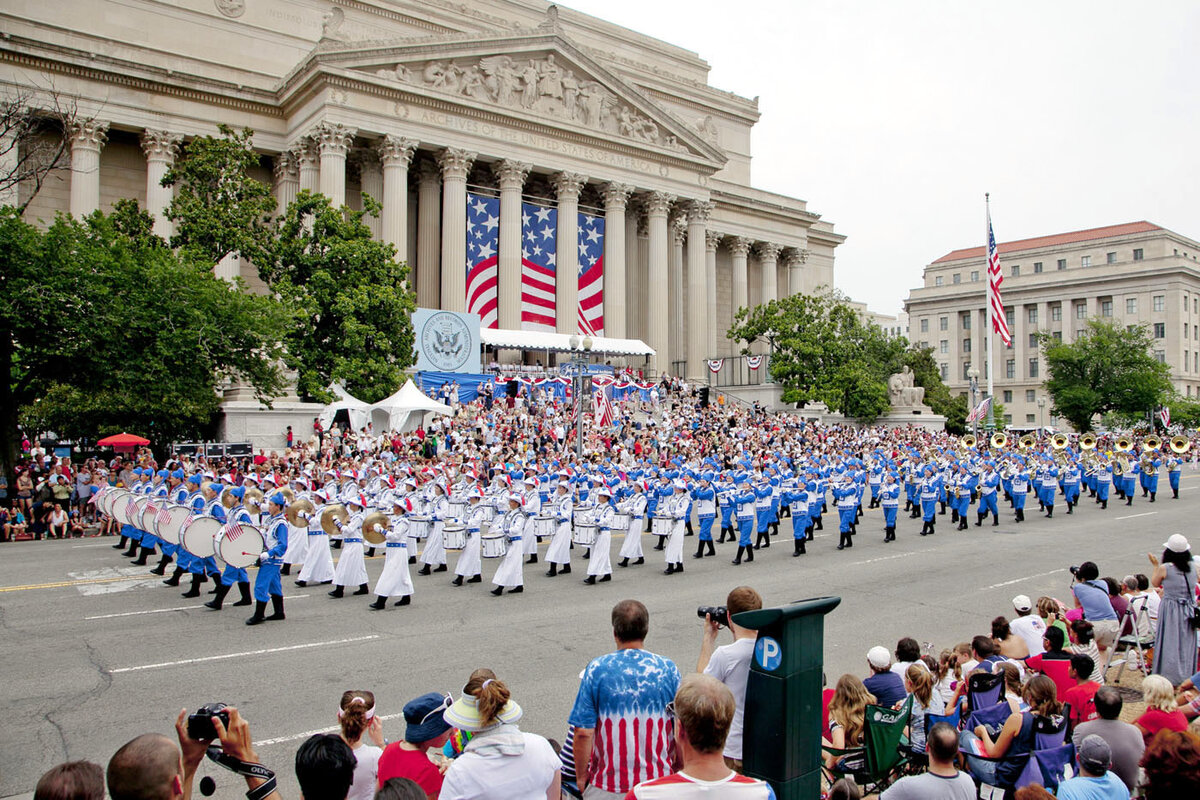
[731,477,756,565]
[246,492,288,625]
[880,472,900,542]
[691,473,716,559]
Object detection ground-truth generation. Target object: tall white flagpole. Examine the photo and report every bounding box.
[985,193,996,433]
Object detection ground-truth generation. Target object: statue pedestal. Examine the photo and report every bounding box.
[876,408,946,431]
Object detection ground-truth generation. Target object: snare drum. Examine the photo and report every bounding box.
[408,515,431,540]
[651,517,671,536]
[442,523,467,551]
[534,515,557,538]
[612,512,631,530]
[573,523,597,546]
[180,516,222,558]
[481,531,507,558]
[480,504,497,523]
[448,500,467,520]
[218,521,266,569]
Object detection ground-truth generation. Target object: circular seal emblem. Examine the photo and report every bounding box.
[214,0,246,19]
[421,312,472,372]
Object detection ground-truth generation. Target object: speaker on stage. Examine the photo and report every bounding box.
[699,386,710,408]
[507,379,519,398]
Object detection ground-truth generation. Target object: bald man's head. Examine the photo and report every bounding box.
[106,734,182,800]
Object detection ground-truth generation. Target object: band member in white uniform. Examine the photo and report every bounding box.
[490,493,526,596]
[545,479,573,577]
[617,482,647,568]
[584,485,616,584]
[295,490,336,587]
[452,487,487,586]
[418,482,450,575]
[329,494,370,597]
[281,483,310,576]
[369,499,414,609]
[521,476,542,563]
[664,480,688,575]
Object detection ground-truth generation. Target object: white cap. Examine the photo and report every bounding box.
[867,646,891,669]
[1012,594,1032,612]
[1164,533,1190,553]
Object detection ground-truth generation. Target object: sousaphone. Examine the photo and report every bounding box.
[1144,435,1162,452]
[361,511,389,545]
[1170,435,1192,454]
[1115,436,1133,452]
[990,432,1008,449]
[1051,433,1069,450]
[1079,433,1097,450]
[320,504,349,537]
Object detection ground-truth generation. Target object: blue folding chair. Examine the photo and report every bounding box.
[966,671,1005,715]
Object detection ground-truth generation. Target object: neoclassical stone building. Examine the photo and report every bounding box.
[1,0,842,380]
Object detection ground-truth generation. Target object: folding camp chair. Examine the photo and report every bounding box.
[966,670,1005,714]
[1101,598,1156,683]
[822,697,913,795]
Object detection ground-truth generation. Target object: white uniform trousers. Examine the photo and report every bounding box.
[545,521,572,564]
[522,516,539,555]
[283,523,308,566]
[587,528,612,576]
[491,537,525,588]
[374,541,414,598]
[618,517,644,560]
[297,528,335,584]
[420,520,447,566]
[332,538,369,587]
[665,519,686,564]
[454,529,482,578]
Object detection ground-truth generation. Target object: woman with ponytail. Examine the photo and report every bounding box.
[338,691,384,800]
[440,669,561,800]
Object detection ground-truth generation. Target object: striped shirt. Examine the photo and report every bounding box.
[625,771,776,799]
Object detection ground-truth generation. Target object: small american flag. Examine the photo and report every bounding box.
[1160,406,1171,428]
[966,396,992,424]
[224,523,246,542]
[987,206,1012,346]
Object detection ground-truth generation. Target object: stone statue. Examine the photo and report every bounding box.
[321,7,348,40]
[888,366,927,409]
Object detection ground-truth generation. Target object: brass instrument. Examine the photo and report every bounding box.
[990,432,1008,449]
[361,511,389,545]
[1051,433,1069,450]
[243,487,264,514]
[1019,434,1036,450]
[1079,433,1097,450]
[1113,455,1130,476]
[220,487,238,509]
[280,487,296,503]
[961,434,976,449]
[1115,436,1133,452]
[1170,435,1192,454]
[320,504,349,537]
[285,498,315,528]
[1144,435,1162,452]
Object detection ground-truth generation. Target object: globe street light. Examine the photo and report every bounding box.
[1037,395,1046,436]
[967,365,980,441]
[568,334,594,458]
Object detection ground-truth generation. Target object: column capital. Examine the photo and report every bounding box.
[671,215,687,245]
[273,151,299,182]
[686,199,712,225]
[291,137,319,167]
[494,159,532,190]
[68,118,109,151]
[378,134,418,167]
[553,171,587,199]
[785,247,810,267]
[140,129,182,162]
[313,121,357,157]
[755,242,783,261]
[438,147,476,180]
[705,230,723,252]
[728,236,753,258]
[415,156,441,186]
[602,182,634,210]
[352,147,381,170]
[644,190,675,217]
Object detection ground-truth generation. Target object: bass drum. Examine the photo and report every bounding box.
[155,504,193,545]
[218,522,265,570]
[140,498,165,533]
[180,516,222,559]
[99,488,128,518]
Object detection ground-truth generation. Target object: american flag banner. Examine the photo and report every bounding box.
[466,192,500,329]
[594,385,616,428]
[578,211,605,336]
[521,200,557,331]
[987,209,1012,346]
[746,355,763,370]
[1160,406,1171,428]
[967,396,992,424]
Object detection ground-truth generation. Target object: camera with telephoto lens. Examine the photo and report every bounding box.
[1069,565,1080,579]
[697,605,729,628]
[187,703,230,741]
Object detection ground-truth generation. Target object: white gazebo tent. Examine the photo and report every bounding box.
[319,383,372,431]
[370,379,453,432]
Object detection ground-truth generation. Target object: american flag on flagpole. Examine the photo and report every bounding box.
[966,396,992,424]
[466,193,500,329]
[987,209,1012,346]
[1160,406,1171,428]
[521,201,557,331]
[578,211,605,336]
[594,386,616,428]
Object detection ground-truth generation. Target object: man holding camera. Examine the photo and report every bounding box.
[697,586,763,773]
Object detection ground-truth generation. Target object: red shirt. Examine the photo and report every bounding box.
[1136,708,1188,743]
[376,743,443,795]
[1063,681,1100,726]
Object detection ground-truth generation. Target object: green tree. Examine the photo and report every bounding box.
[3,202,287,467]
[1038,320,1172,432]
[162,125,277,268]
[1164,399,1200,429]
[266,191,416,404]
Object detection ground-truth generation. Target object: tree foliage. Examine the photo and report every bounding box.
[266,191,416,404]
[1038,320,1173,432]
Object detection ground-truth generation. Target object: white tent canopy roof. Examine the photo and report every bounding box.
[480,328,655,357]
[370,379,452,432]
[318,383,372,431]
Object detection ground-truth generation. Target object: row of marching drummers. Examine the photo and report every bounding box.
[91,479,695,604]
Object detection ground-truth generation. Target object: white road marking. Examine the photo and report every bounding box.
[848,551,920,566]
[983,568,1067,590]
[72,542,118,548]
[85,595,309,620]
[68,566,170,596]
[257,712,406,747]
[1115,512,1157,521]
[110,635,380,673]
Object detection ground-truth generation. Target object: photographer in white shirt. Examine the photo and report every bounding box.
[697,586,763,773]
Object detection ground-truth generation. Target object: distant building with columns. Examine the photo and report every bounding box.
[2,0,842,386]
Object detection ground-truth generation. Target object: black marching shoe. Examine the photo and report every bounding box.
[151,555,172,575]
[164,566,185,586]
[526,554,538,565]
[745,546,754,562]
[452,575,464,586]
[369,596,387,610]
[618,557,629,568]
[132,547,153,566]
[295,580,308,587]
[693,544,705,559]
[561,564,571,574]
[491,585,504,596]
[599,574,612,582]
[280,564,290,576]
[114,536,128,550]
[418,565,432,576]
[203,581,229,608]
[546,563,558,577]
[732,546,744,565]
[394,595,411,606]
[184,575,208,600]
[584,575,597,585]
[508,586,523,593]
[233,582,253,606]
[354,583,370,595]
[468,574,482,583]
[245,600,267,625]
[793,539,805,556]
[266,595,285,621]
[634,557,645,565]
[663,563,676,575]
[434,564,448,573]
[706,540,716,555]
[328,585,345,598]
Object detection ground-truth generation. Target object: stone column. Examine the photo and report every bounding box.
[785,248,808,298]
[140,129,182,239]
[294,138,320,193]
[603,182,633,341]
[554,171,586,333]
[730,236,751,318]
[68,118,108,217]
[685,201,711,378]
[705,230,720,358]
[378,135,416,265]
[670,215,686,371]
[357,149,384,239]
[438,148,476,313]
[493,160,531,331]
[757,242,782,305]
[625,202,642,341]
[315,122,356,208]
[272,151,300,217]
[415,158,441,309]
[645,191,674,375]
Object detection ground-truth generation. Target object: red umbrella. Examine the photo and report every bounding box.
[97,432,151,448]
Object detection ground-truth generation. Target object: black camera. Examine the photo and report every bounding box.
[1069,565,1080,578]
[697,605,729,628]
[187,703,230,741]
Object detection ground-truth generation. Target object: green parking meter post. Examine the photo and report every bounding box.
[734,596,841,800]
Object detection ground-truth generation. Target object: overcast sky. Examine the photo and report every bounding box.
[562,0,1200,316]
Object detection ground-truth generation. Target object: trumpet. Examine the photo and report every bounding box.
[991,432,1008,449]
[1144,435,1162,452]
[361,511,389,545]
[1079,433,1097,450]
[285,498,315,527]
[1170,435,1192,454]
[1115,436,1133,452]
[1051,433,1069,450]
[320,504,349,537]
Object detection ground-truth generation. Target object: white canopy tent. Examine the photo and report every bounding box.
[318,383,372,431]
[369,379,453,433]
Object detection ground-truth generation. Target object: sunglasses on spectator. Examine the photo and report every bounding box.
[420,693,454,725]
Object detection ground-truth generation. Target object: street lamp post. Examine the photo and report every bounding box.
[967,365,980,441]
[568,334,594,459]
[1037,396,1046,435]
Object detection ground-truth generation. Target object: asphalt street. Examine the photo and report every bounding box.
[1,477,1193,799]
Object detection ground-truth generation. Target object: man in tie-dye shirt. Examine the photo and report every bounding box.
[570,599,681,799]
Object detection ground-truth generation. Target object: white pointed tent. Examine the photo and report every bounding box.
[318,383,372,431]
[369,379,453,432]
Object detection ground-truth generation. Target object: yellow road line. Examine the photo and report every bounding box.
[0,574,153,593]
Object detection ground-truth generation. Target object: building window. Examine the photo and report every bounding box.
[1127,298,1137,314]
[935,275,943,287]
[939,339,949,354]
[919,318,929,333]
[1026,389,1036,402]
[1133,248,1144,261]
[1028,358,1039,378]
[952,273,961,284]
[1057,258,1067,270]
[1006,359,1016,379]
[1026,414,1037,424]
[1187,324,1190,339]
[940,363,949,380]
[1154,350,1166,364]
[1187,350,1191,372]
[1081,255,1091,267]
[1053,331,1062,342]
[1004,414,1013,424]
[1194,298,1197,314]
[1033,261,1043,273]
[963,338,972,353]
[962,362,972,380]
[970,270,979,282]
[1196,352,1198,372]
[1027,307,1038,324]
[1003,390,1013,403]
[1106,251,1117,264]
[1029,333,1038,348]
[1154,322,1166,338]
[961,312,972,330]
[1153,295,1165,312]
[940,316,948,331]
[1005,309,1015,328]
[1051,304,1062,322]
[1076,303,1087,319]
[1101,300,1112,317]
[1011,265,1020,277]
